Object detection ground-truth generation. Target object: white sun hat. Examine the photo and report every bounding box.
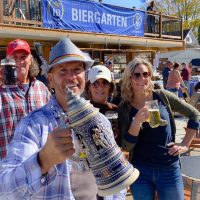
[88,65,112,83]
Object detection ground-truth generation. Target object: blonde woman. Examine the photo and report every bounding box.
[118,58,200,200]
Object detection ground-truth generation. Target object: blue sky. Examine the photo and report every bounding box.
[103,0,147,9]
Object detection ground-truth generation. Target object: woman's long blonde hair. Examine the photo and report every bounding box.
[121,57,153,103]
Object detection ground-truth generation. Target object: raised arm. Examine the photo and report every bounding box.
[0,114,74,199]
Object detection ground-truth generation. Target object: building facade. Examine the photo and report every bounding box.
[0,0,185,73]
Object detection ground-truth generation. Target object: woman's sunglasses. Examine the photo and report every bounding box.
[131,72,151,80]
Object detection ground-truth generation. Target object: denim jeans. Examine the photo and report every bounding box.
[130,163,184,200]
[166,88,178,96]
[183,80,190,94]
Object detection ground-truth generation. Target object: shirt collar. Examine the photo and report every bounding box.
[49,96,66,119]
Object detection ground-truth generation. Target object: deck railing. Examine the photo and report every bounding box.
[0,1,183,40]
[144,12,183,40]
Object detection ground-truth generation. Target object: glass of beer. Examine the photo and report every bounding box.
[105,111,119,141]
[145,100,168,128]
[0,58,17,86]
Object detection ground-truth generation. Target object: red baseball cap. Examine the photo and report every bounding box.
[6,39,31,56]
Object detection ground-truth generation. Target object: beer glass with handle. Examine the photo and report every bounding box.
[104,111,119,140]
[145,100,168,128]
[0,58,17,86]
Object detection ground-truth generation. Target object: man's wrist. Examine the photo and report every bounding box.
[37,151,51,175]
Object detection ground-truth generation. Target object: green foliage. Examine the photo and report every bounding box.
[198,26,200,44]
[155,0,200,30]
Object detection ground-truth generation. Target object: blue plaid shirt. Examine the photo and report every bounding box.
[0,97,126,200]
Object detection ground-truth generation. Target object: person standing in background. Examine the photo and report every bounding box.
[105,56,114,76]
[181,62,192,93]
[188,62,193,73]
[162,60,173,89]
[0,39,51,159]
[189,82,200,137]
[166,62,185,96]
[112,81,122,105]
[146,1,156,33]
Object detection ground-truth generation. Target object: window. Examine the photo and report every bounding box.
[186,36,191,43]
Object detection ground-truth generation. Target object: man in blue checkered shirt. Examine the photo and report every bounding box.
[0,38,127,200]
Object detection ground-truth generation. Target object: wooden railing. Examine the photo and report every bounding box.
[144,12,183,40]
[2,16,42,27]
[0,2,183,40]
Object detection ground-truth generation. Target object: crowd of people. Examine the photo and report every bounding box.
[0,38,199,200]
[162,60,197,101]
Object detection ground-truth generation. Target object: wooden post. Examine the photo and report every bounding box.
[181,18,183,40]
[191,181,200,200]
[0,0,3,23]
[159,12,162,38]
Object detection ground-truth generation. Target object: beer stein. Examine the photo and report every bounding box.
[145,100,168,128]
[0,58,17,86]
[64,88,139,196]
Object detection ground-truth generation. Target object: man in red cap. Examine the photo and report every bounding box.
[6,39,32,84]
[0,39,51,159]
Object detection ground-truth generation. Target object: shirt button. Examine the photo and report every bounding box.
[41,176,46,184]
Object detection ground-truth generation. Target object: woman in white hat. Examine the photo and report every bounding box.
[84,65,126,200]
[85,65,121,144]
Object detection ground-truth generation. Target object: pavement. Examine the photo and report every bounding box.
[125,114,200,200]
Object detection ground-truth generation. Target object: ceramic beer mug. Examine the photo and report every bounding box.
[64,88,139,196]
[0,58,17,86]
[145,100,168,128]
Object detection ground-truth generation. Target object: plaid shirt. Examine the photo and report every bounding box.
[0,79,51,159]
[0,97,75,200]
[0,97,126,200]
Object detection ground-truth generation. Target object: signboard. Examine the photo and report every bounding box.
[42,0,145,36]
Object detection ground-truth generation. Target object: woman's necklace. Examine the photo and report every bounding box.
[132,92,153,109]
[131,101,145,109]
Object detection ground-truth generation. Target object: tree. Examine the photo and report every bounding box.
[198,26,200,44]
[155,0,200,30]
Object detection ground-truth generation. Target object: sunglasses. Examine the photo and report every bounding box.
[91,80,110,88]
[131,72,151,79]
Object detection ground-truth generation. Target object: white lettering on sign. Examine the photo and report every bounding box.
[71,8,127,27]
[72,8,78,21]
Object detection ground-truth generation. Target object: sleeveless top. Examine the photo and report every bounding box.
[166,70,181,89]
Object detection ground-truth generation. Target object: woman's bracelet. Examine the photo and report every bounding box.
[132,118,142,127]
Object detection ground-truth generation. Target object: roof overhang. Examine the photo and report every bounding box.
[0,24,185,50]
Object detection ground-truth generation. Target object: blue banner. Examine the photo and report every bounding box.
[42,0,145,37]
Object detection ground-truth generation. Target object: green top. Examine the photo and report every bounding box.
[118,89,200,153]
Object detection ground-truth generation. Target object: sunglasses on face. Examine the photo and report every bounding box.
[131,72,151,79]
[91,80,110,88]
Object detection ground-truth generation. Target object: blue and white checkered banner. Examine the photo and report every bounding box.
[42,0,145,36]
